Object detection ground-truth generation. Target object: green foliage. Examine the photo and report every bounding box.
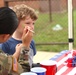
[33,11,76,52]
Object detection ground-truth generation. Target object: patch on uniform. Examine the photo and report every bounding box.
[12,57,18,72]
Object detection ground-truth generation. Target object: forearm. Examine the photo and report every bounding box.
[18,45,30,72]
[13,50,20,60]
[13,43,30,61]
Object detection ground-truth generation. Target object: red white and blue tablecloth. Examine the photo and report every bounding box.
[50,50,76,75]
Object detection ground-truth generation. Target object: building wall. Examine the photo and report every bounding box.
[7,1,40,10]
[0,0,76,12]
[73,0,76,9]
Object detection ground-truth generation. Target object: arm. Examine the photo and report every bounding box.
[0,49,23,75]
[12,26,34,72]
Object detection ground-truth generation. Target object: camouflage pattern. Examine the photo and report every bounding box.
[19,49,30,72]
[0,48,31,75]
[0,50,10,75]
[0,50,23,75]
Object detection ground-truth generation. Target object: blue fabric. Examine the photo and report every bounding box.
[0,37,36,55]
[50,50,68,61]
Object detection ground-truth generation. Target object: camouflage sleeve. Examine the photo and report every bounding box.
[18,48,30,72]
[0,50,12,75]
[0,50,23,75]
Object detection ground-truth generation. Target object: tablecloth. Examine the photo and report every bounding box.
[50,50,76,75]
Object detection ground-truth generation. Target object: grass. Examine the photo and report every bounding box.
[33,10,76,52]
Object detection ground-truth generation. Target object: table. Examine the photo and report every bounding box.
[50,50,76,75]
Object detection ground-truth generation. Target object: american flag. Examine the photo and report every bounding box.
[13,58,18,72]
[50,50,76,75]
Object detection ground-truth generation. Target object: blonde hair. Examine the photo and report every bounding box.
[12,4,38,20]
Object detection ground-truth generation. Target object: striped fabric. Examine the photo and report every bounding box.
[50,50,76,75]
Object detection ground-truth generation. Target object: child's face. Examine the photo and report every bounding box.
[17,16,36,34]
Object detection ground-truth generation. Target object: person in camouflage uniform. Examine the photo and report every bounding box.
[0,4,38,73]
[0,7,33,75]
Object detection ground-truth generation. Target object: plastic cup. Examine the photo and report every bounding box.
[40,60,57,75]
[31,67,46,75]
[67,58,73,67]
[20,72,37,75]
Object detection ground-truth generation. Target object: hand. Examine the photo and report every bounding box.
[15,43,22,53]
[13,43,22,60]
[22,26,33,47]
